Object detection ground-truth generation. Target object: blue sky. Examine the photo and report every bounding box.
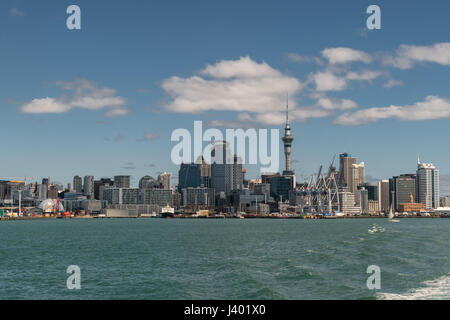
[1,0,450,192]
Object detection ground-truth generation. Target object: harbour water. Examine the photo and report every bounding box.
[0,218,449,300]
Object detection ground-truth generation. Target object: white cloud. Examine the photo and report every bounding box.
[161,56,304,114]
[286,53,324,65]
[345,70,382,81]
[21,98,71,114]
[138,133,160,141]
[313,72,348,91]
[315,96,358,110]
[312,69,383,92]
[383,79,403,88]
[385,42,450,69]
[334,96,450,125]
[20,79,129,117]
[9,8,25,17]
[321,47,372,65]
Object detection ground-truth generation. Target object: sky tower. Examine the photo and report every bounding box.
[282,95,294,177]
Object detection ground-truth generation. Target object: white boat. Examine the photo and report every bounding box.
[388,204,400,223]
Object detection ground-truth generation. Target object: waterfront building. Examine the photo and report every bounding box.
[73,176,82,193]
[441,196,450,207]
[141,188,180,208]
[83,176,94,199]
[60,199,105,214]
[231,189,267,213]
[182,187,215,210]
[356,187,369,214]
[103,187,139,205]
[398,194,427,213]
[367,200,380,214]
[390,174,416,211]
[416,161,440,210]
[107,204,160,216]
[270,175,293,202]
[114,175,131,188]
[339,190,361,215]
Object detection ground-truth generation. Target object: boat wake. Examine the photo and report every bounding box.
[377,274,450,300]
[368,224,385,234]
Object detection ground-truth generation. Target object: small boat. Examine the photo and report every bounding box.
[388,203,400,223]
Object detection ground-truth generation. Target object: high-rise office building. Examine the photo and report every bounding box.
[114,175,131,188]
[232,155,244,191]
[379,180,390,213]
[38,183,48,200]
[350,162,365,194]
[417,161,440,210]
[198,156,211,188]
[338,153,356,189]
[139,176,158,189]
[390,174,416,211]
[158,172,172,190]
[178,164,201,192]
[48,185,58,199]
[270,175,293,202]
[83,176,94,199]
[210,141,234,195]
[94,178,114,200]
[73,176,82,193]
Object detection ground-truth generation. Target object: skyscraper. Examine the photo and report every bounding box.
[350,162,365,194]
[84,176,94,199]
[338,153,356,189]
[210,141,234,195]
[178,163,201,192]
[389,174,416,211]
[114,175,131,188]
[139,176,158,189]
[416,161,440,210]
[158,172,172,190]
[73,175,82,193]
[379,180,390,213]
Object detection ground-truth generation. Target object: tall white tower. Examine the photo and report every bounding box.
[417,161,440,210]
[282,96,294,176]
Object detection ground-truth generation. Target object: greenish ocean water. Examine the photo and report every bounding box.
[0,218,449,300]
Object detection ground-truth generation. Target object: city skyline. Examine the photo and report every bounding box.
[2,1,450,194]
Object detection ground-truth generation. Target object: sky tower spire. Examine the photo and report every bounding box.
[282,93,294,177]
